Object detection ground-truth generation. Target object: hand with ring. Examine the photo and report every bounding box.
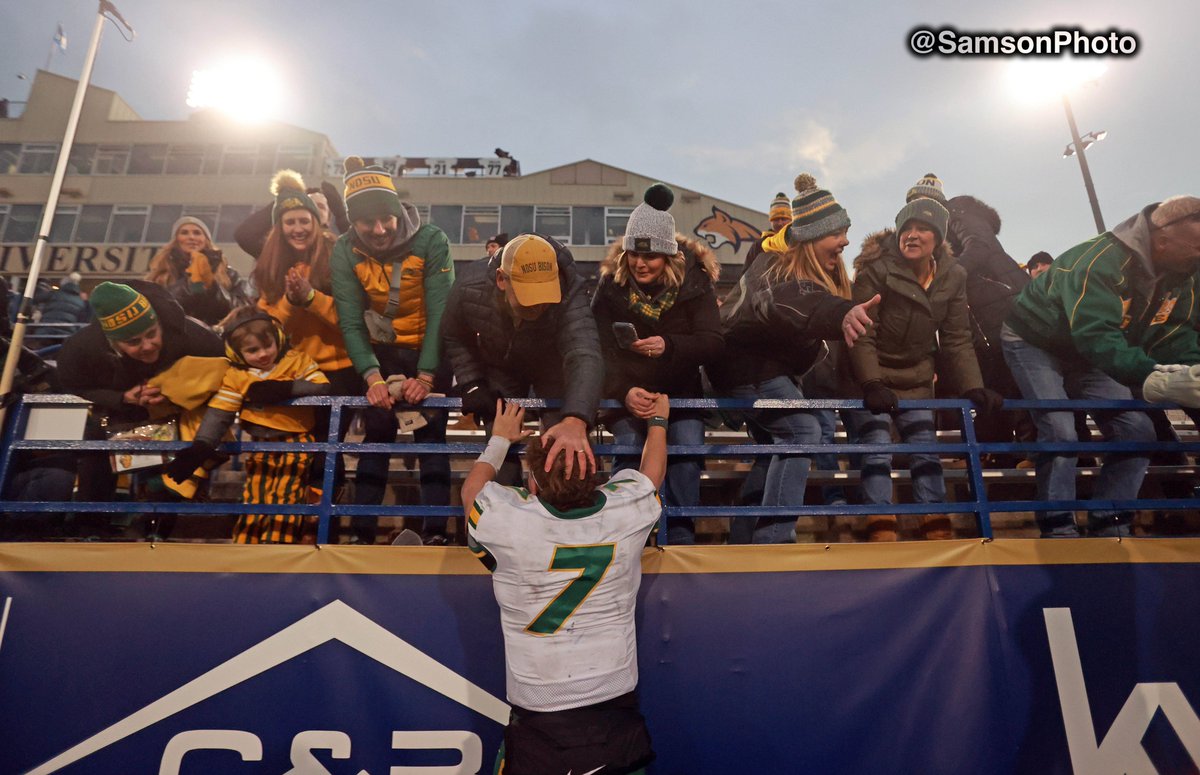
[632,335,666,359]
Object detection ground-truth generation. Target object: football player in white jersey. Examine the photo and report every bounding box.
[463,396,668,775]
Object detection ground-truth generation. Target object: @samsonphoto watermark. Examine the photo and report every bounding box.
[909,27,1139,57]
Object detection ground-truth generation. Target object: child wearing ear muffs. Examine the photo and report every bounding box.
[164,305,330,543]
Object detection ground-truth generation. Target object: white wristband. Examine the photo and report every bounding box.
[477,435,512,470]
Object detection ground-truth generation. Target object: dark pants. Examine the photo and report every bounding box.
[350,347,452,544]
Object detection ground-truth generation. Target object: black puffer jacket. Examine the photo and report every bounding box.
[708,253,853,389]
[946,195,1029,348]
[592,236,723,401]
[56,280,224,424]
[440,236,603,424]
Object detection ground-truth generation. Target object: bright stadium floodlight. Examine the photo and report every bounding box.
[186,57,282,123]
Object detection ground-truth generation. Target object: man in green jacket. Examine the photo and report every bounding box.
[331,156,455,544]
[1002,195,1200,537]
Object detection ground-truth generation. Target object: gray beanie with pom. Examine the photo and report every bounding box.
[622,183,679,255]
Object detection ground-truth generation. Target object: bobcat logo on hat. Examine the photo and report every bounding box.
[694,207,761,253]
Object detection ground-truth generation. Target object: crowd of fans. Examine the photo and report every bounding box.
[4,162,1200,544]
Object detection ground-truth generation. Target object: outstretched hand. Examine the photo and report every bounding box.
[491,400,533,443]
[541,416,595,480]
[843,294,881,348]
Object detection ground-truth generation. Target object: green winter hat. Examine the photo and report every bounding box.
[788,173,851,243]
[343,155,402,221]
[895,197,950,245]
[906,172,947,205]
[90,282,158,341]
[270,169,320,224]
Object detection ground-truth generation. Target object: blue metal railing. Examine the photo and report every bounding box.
[1,395,1198,543]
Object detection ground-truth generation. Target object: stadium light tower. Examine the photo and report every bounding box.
[1008,59,1108,234]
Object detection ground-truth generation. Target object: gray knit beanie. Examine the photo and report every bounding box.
[622,184,678,255]
[788,174,851,243]
[895,197,950,245]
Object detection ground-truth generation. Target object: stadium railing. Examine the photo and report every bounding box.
[2,394,1199,543]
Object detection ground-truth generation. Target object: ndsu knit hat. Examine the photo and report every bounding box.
[90,281,158,341]
[788,174,851,243]
[500,234,561,306]
[769,192,791,222]
[343,156,403,221]
[622,184,679,256]
[906,172,947,205]
[270,169,321,224]
[895,197,950,245]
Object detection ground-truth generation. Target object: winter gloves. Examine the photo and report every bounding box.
[963,388,1004,414]
[244,379,297,404]
[186,249,223,293]
[862,381,899,414]
[165,441,215,483]
[460,380,498,423]
[1143,364,1200,407]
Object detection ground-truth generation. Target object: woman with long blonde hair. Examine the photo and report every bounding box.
[145,217,248,325]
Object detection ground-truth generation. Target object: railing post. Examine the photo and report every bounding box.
[960,401,994,539]
[0,395,30,499]
[315,401,344,546]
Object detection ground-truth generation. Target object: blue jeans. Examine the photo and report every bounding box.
[727,376,820,544]
[609,413,704,545]
[1002,334,1153,537]
[844,408,945,506]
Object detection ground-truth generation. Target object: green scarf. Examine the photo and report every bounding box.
[625,282,677,324]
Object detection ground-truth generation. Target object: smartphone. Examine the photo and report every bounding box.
[612,322,638,350]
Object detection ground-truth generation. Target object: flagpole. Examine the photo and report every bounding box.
[0,2,131,430]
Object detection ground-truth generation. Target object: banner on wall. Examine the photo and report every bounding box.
[1,541,1199,774]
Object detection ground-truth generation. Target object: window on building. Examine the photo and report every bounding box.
[221,145,257,175]
[66,144,95,175]
[3,205,42,242]
[93,145,130,175]
[605,207,634,243]
[500,205,534,238]
[254,143,278,175]
[430,205,463,243]
[74,205,113,242]
[18,144,58,174]
[0,144,20,174]
[145,205,184,245]
[571,206,605,246]
[201,143,224,174]
[275,144,314,176]
[128,144,168,175]
[165,144,205,175]
[50,206,80,243]
[216,205,253,243]
[534,206,571,243]
[412,205,431,225]
[109,206,150,243]
[462,205,499,244]
[181,206,219,239]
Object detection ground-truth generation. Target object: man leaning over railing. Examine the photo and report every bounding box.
[1001,195,1200,538]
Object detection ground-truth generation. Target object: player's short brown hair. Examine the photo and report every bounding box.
[523,435,604,511]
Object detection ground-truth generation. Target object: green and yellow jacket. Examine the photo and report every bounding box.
[331,210,454,377]
[1006,205,1200,385]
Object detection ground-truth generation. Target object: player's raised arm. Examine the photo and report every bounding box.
[461,400,531,515]
[639,393,670,490]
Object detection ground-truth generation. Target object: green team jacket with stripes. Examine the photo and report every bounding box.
[1006,204,1200,386]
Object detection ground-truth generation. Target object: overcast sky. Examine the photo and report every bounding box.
[2,0,1197,266]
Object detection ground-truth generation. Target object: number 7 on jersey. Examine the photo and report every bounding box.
[525,544,616,635]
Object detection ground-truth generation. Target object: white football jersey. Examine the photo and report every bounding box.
[468,469,661,712]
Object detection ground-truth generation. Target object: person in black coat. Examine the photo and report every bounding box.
[57,281,224,535]
[945,193,1035,461]
[592,199,723,544]
[442,233,603,477]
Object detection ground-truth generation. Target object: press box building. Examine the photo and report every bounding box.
[0,71,766,287]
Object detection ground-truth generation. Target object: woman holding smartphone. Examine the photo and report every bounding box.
[591,184,723,544]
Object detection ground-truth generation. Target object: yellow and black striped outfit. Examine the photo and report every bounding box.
[208,349,329,544]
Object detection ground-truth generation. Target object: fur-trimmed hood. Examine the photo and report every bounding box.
[852,228,953,274]
[600,233,721,282]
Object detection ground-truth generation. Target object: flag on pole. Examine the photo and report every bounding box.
[54,24,67,52]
